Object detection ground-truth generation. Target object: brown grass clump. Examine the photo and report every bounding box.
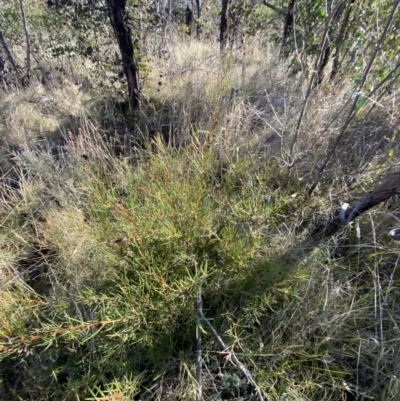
[38,207,117,292]
[0,77,85,150]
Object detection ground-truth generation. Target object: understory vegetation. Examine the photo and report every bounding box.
[1,1,400,400]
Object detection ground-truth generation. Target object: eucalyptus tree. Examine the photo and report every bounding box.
[106,0,140,107]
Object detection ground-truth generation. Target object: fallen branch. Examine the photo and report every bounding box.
[312,172,400,241]
[343,172,400,222]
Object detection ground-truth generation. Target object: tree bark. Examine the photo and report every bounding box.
[185,5,193,35]
[282,0,296,49]
[107,0,140,108]
[195,0,201,38]
[220,0,229,52]
[18,0,31,85]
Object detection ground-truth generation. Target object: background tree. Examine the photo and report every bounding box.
[107,0,140,107]
[282,0,296,49]
[220,0,230,51]
[282,0,400,84]
[195,0,202,38]
[18,0,31,85]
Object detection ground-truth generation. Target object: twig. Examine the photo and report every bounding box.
[18,0,31,84]
[263,1,285,15]
[196,290,203,401]
[203,359,220,397]
[198,294,265,401]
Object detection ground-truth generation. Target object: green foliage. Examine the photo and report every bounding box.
[1,102,400,400]
[0,0,151,96]
[0,1,95,56]
[0,2,22,43]
[0,137,298,399]
[3,123,397,400]
[284,0,399,84]
[355,95,367,115]
[247,5,274,36]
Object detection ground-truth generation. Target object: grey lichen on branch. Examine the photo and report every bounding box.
[313,171,400,242]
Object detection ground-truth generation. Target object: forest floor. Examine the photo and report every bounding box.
[1,35,400,401]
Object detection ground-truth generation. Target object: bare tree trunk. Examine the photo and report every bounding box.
[185,5,193,35]
[18,0,31,85]
[282,0,296,49]
[107,0,140,108]
[195,0,201,38]
[220,0,229,52]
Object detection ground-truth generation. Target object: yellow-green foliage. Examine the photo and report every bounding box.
[0,133,300,400]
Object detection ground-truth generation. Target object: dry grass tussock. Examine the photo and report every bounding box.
[0,34,400,401]
[142,36,398,191]
[145,39,297,150]
[0,76,86,150]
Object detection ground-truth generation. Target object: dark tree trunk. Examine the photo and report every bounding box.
[282,0,296,49]
[185,5,193,35]
[195,0,201,38]
[19,0,31,86]
[107,0,140,108]
[317,43,331,84]
[220,0,229,52]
